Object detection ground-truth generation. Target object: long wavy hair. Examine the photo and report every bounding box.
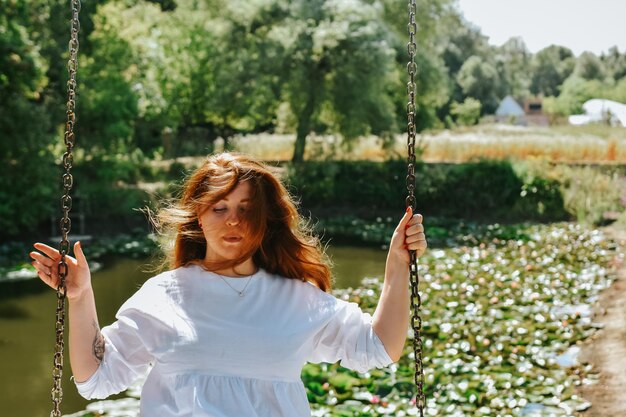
[151,152,332,292]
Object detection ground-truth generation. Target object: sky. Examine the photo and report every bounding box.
[456,0,626,56]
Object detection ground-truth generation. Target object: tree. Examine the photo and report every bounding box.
[530,45,575,96]
[496,37,531,99]
[199,2,285,149]
[74,2,140,154]
[456,55,502,114]
[543,76,606,117]
[574,51,606,81]
[268,0,398,162]
[384,0,461,130]
[450,98,481,126]
[441,16,490,80]
[0,0,56,236]
[601,46,626,81]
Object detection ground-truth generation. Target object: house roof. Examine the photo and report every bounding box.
[496,95,525,117]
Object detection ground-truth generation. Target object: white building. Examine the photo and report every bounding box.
[568,99,626,127]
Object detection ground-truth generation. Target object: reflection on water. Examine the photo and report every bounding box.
[0,245,387,417]
[328,245,387,289]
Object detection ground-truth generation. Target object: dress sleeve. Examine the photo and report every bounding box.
[74,278,173,399]
[308,297,394,373]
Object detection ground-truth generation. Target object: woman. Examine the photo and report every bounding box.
[30,152,427,417]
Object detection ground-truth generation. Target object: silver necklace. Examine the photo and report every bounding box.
[216,273,256,297]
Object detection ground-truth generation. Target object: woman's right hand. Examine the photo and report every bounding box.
[30,241,92,301]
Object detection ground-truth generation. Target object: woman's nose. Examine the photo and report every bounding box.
[226,212,240,226]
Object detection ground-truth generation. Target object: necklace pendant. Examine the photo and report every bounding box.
[239,292,244,297]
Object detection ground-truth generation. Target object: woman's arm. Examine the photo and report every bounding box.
[372,207,426,361]
[68,287,104,382]
[31,242,103,382]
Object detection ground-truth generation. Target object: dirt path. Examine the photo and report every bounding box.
[577,226,626,417]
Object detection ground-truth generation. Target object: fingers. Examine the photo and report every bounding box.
[397,206,413,230]
[31,241,81,285]
[403,211,427,255]
[31,259,60,289]
[74,241,87,267]
[30,248,58,286]
[407,236,427,249]
[33,242,61,260]
[30,250,55,268]
[33,242,77,265]
[405,213,423,230]
[406,232,426,244]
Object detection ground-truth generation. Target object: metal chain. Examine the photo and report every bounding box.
[406,0,425,415]
[51,1,81,416]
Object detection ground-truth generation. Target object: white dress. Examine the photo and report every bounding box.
[75,265,393,416]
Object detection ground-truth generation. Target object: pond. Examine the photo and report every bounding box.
[0,245,387,417]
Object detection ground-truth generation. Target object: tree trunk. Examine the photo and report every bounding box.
[292,114,311,164]
[292,83,318,163]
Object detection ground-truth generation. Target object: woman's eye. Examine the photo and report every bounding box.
[213,207,227,213]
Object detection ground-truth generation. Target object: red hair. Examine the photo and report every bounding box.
[152,152,332,291]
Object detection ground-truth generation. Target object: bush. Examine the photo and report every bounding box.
[450,98,482,126]
[522,161,626,225]
[71,149,154,227]
[287,160,568,222]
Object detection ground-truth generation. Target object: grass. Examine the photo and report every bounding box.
[224,124,626,164]
[418,124,626,164]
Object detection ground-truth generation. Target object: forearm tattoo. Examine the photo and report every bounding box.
[92,320,105,364]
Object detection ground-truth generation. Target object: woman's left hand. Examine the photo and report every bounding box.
[388,206,427,265]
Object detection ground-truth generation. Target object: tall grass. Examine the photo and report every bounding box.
[228,125,626,164]
[417,125,626,164]
[518,159,626,226]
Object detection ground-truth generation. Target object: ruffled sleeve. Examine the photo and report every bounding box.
[74,276,175,399]
[308,297,394,373]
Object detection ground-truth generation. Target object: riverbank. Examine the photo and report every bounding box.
[577,225,626,417]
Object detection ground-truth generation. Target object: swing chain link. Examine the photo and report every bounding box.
[51,0,81,416]
[406,0,425,415]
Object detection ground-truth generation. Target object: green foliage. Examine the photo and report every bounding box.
[382,0,455,131]
[522,160,626,226]
[611,77,626,103]
[450,98,482,126]
[0,100,56,237]
[287,160,568,222]
[0,3,46,98]
[0,0,56,237]
[543,75,626,118]
[4,0,626,240]
[287,160,407,213]
[74,2,143,154]
[456,56,502,114]
[441,17,490,80]
[543,76,599,117]
[71,149,153,224]
[530,45,575,96]
[601,46,626,80]
[269,0,399,161]
[574,51,606,81]
[495,37,532,98]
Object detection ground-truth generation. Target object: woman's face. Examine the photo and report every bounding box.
[198,181,253,265]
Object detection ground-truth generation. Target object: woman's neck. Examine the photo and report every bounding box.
[209,258,257,277]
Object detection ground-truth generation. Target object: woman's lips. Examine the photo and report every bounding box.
[223,236,242,243]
